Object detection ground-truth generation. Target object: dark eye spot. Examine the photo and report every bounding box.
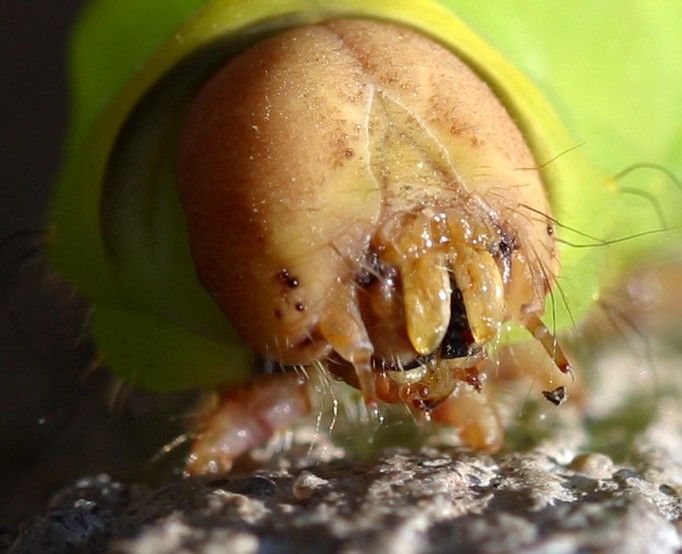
[497,229,518,255]
[498,238,511,256]
[489,226,518,259]
[277,269,300,288]
[295,303,305,312]
[546,224,554,236]
[490,228,518,282]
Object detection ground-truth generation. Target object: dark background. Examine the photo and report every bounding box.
[0,0,187,532]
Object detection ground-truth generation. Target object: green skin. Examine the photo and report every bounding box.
[50,0,682,391]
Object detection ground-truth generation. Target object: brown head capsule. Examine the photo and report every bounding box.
[176,19,561,413]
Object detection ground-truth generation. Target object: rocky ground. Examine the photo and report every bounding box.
[8,342,682,553]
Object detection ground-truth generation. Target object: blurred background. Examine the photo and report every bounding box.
[0,0,189,534]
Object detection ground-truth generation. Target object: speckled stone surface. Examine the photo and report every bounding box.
[9,348,682,553]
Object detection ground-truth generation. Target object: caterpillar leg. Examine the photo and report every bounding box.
[185,373,310,476]
[430,382,503,452]
[428,338,574,452]
[495,338,576,403]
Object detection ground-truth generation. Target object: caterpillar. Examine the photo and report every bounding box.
[49,0,682,474]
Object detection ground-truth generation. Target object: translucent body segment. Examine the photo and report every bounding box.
[186,374,310,475]
[430,383,503,453]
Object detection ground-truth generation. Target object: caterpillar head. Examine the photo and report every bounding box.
[176,19,563,408]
